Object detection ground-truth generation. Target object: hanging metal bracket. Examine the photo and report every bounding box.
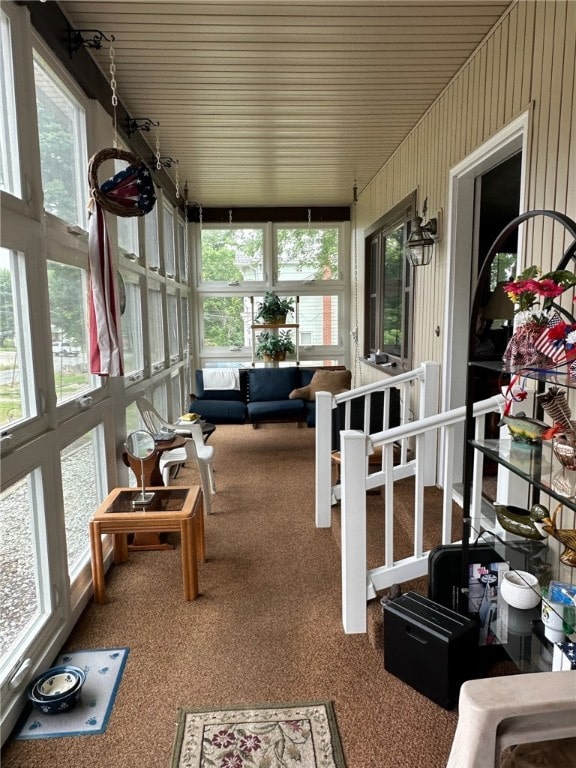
[149,156,178,169]
[126,118,160,136]
[68,28,114,57]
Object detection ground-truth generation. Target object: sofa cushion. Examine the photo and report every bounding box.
[194,369,246,402]
[289,368,351,401]
[248,367,300,402]
[247,399,306,423]
[189,399,247,424]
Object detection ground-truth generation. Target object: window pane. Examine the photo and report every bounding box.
[0,249,35,426]
[0,11,21,197]
[177,220,187,281]
[47,261,91,402]
[299,295,339,345]
[33,53,87,228]
[201,228,264,282]
[116,158,139,256]
[382,227,405,358]
[61,428,104,577]
[171,370,183,417]
[121,273,144,375]
[202,296,249,348]
[277,227,339,281]
[167,293,178,358]
[148,286,164,363]
[180,295,189,350]
[0,471,50,658]
[163,204,176,277]
[145,209,160,270]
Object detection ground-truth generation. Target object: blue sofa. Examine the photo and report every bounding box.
[189,367,348,427]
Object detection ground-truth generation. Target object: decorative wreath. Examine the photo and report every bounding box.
[88,147,156,218]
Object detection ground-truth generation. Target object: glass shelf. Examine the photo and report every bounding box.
[468,359,576,389]
[471,438,576,513]
[465,527,573,672]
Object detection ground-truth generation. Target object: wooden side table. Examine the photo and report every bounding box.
[89,486,205,604]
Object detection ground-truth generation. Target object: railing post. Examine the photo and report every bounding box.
[419,361,441,486]
[341,429,368,634]
[315,391,334,527]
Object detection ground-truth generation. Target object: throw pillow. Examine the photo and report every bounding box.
[289,369,351,401]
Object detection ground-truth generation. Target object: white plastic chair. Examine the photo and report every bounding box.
[159,438,213,515]
[136,397,216,495]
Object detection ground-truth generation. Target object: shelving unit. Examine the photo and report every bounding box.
[462,210,576,672]
[250,295,300,367]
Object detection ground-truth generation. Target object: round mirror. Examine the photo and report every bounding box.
[125,430,155,460]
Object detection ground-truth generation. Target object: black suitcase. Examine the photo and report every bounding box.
[383,591,479,709]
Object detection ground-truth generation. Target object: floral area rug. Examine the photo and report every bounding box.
[171,701,346,768]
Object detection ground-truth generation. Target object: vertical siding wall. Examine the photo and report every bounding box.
[355,0,576,376]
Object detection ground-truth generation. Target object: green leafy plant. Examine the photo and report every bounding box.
[255,291,294,324]
[255,330,295,359]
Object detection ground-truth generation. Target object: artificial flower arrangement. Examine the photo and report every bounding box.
[503,266,576,326]
[502,266,576,369]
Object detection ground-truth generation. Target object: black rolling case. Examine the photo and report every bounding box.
[383,592,479,709]
[428,542,504,612]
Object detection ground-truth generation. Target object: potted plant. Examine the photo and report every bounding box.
[255,291,294,325]
[256,330,295,362]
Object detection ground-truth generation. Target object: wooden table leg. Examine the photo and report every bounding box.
[113,533,129,563]
[89,522,106,605]
[195,493,206,562]
[180,517,198,600]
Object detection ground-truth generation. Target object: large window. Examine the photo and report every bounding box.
[47,260,91,403]
[0,470,51,659]
[201,228,264,283]
[33,52,87,228]
[0,10,20,197]
[277,226,339,281]
[0,248,35,426]
[197,223,347,366]
[121,272,145,377]
[61,427,105,578]
[365,196,414,369]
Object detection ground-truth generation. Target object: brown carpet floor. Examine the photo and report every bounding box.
[2,423,459,768]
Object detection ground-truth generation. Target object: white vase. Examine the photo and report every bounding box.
[500,570,541,610]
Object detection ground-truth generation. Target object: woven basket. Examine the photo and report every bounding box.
[88,147,155,218]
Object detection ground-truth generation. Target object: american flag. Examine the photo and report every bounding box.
[534,311,567,362]
[100,163,156,214]
[88,205,124,377]
[87,159,156,377]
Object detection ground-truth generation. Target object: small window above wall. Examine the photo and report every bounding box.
[200,226,264,285]
[364,193,415,370]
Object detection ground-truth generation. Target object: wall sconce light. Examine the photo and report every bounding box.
[405,198,438,267]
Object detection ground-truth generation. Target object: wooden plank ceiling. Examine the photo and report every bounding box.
[58,0,513,209]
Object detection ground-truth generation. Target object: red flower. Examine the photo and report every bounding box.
[535,279,565,298]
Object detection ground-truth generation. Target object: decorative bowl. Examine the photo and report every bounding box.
[28,665,86,714]
[500,570,541,610]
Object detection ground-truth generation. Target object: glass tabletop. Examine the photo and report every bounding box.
[106,488,189,513]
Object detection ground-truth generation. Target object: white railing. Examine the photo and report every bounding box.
[313,362,507,632]
[337,392,504,633]
[315,361,442,529]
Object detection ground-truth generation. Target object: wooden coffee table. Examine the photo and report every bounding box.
[89,486,205,604]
